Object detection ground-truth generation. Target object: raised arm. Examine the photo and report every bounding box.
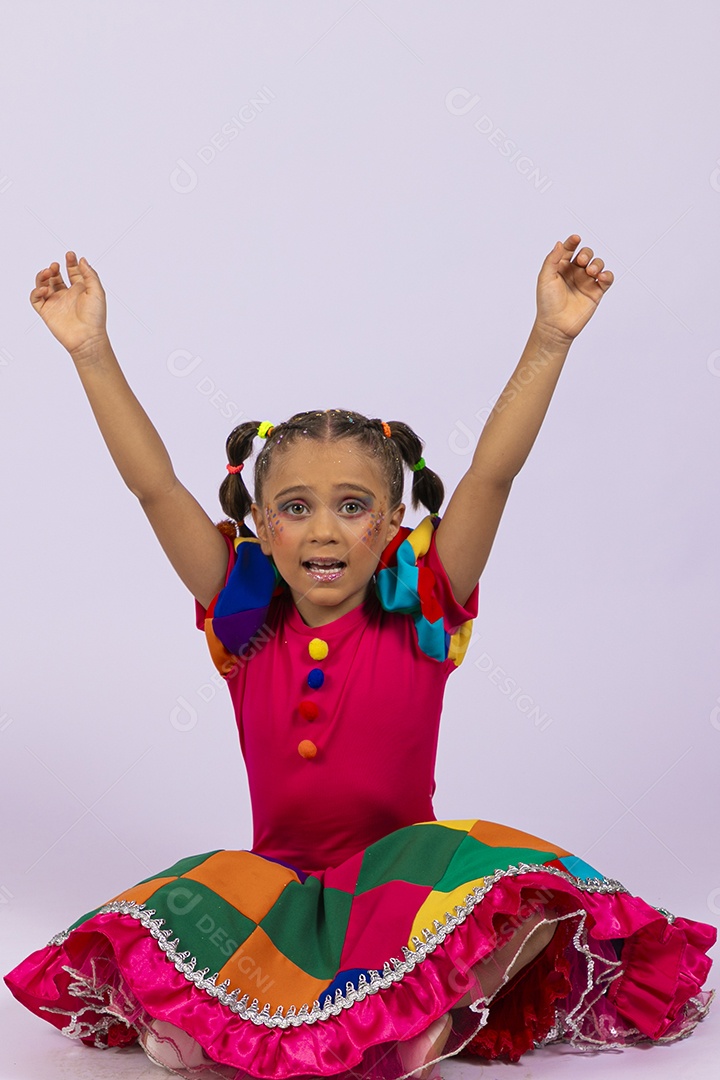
[30,252,229,608]
[435,235,614,607]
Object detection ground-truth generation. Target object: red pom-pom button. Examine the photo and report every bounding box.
[298,700,319,721]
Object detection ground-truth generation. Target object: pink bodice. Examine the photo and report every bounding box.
[196,525,478,873]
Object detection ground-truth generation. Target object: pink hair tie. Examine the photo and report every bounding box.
[226,463,244,474]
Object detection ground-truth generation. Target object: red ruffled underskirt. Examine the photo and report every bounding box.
[462,912,576,1061]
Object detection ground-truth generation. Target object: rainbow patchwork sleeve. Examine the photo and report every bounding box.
[375,515,478,666]
[196,535,282,678]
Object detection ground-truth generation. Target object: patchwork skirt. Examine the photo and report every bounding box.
[4,819,717,1079]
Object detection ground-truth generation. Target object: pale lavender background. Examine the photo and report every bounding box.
[1,2,719,1077]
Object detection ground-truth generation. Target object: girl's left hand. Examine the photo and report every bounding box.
[535,234,614,344]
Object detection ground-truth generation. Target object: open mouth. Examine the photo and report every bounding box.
[303,559,346,582]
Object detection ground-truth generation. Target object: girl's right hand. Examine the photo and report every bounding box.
[30,252,108,361]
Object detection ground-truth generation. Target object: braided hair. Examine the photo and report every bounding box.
[217,409,444,534]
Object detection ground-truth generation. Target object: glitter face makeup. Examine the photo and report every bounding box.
[361,510,386,546]
[264,506,283,542]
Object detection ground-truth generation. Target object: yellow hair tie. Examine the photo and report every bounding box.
[258,421,274,439]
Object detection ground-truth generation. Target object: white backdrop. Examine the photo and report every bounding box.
[1,2,719,1077]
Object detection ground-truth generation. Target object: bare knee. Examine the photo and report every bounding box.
[503,911,558,981]
[452,908,561,1009]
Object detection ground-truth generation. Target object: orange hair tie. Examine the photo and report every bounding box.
[381,421,392,438]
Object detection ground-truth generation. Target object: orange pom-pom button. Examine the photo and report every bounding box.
[308,638,329,661]
[298,739,317,759]
[299,700,319,720]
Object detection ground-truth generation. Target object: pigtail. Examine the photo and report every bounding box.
[218,420,262,526]
[384,420,445,515]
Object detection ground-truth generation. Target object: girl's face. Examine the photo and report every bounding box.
[251,440,405,627]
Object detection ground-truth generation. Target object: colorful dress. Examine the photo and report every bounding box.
[4,516,716,1078]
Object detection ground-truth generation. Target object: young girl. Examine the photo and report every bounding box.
[5,237,716,1080]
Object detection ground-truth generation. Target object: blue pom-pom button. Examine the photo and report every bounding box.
[307,668,325,689]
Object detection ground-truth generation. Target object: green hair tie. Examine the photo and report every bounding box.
[410,457,426,472]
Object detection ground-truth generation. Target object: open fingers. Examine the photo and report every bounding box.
[574,246,605,276]
[33,252,90,296]
[66,250,86,281]
[35,262,58,287]
[557,234,581,258]
[34,260,68,290]
[68,251,101,286]
[577,251,613,285]
[561,235,613,285]
[31,259,72,307]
